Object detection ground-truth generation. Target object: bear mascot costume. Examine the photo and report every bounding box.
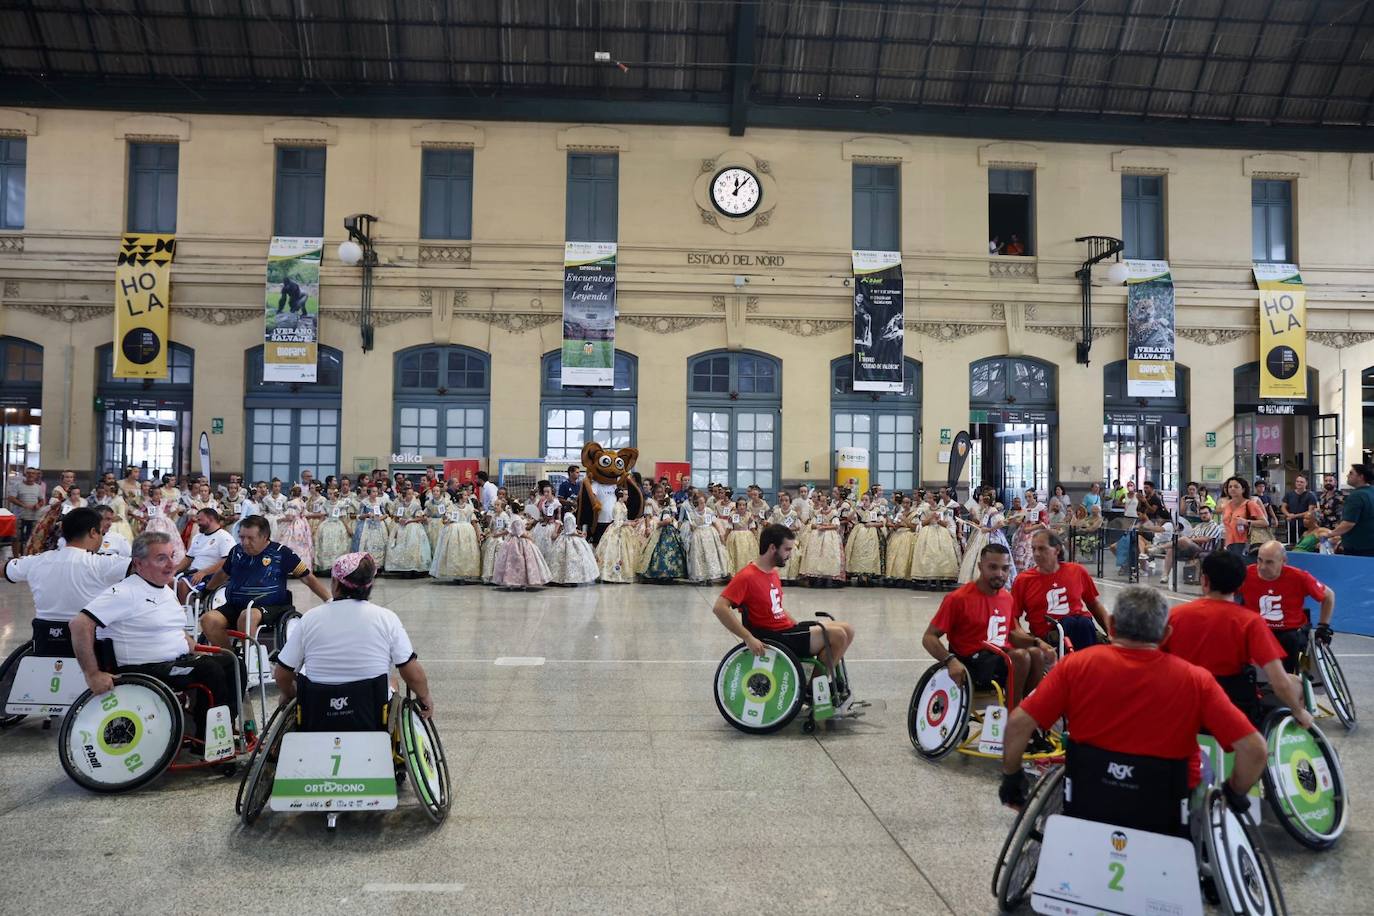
[575,442,644,546]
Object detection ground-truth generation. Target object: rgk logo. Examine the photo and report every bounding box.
[329,697,350,711]
[1107,762,1135,780]
[1259,594,1283,622]
[48,628,64,638]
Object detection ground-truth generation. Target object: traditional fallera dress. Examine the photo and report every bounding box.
[595,501,639,583]
[260,492,288,540]
[424,495,450,553]
[430,502,482,581]
[481,511,511,583]
[141,500,187,565]
[493,515,550,588]
[314,497,352,573]
[913,505,961,581]
[843,505,884,579]
[640,506,688,582]
[768,506,804,582]
[801,508,844,580]
[350,497,389,567]
[1010,503,1047,583]
[531,496,561,567]
[724,511,759,575]
[883,506,919,582]
[549,514,600,585]
[279,497,315,569]
[683,504,729,583]
[386,497,432,573]
[958,506,1013,583]
[97,493,136,544]
[635,498,662,576]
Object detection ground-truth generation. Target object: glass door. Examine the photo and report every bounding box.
[102,409,187,479]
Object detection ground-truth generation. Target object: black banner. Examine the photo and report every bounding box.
[852,251,904,392]
[947,430,972,495]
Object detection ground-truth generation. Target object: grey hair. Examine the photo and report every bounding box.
[1112,585,1170,644]
[131,531,173,560]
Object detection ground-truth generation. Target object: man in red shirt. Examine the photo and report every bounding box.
[1000,585,1266,825]
[713,523,856,698]
[1164,550,1313,729]
[922,543,1052,707]
[1011,530,1111,651]
[1240,541,1335,673]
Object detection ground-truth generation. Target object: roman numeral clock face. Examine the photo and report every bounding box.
[710,167,762,217]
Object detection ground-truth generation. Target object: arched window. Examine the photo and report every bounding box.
[244,345,343,483]
[968,356,1057,503]
[830,356,922,491]
[1232,363,1333,481]
[540,350,637,460]
[0,337,43,478]
[96,342,195,477]
[1102,360,1191,495]
[687,350,781,492]
[392,345,490,461]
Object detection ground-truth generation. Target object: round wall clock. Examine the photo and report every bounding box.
[710,167,762,217]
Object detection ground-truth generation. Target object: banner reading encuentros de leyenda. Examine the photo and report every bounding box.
[1125,259,1175,397]
[1254,263,1306,399]
[562,242,617,387]
[852,250,904,392]
[114,234,176,378]
[264,236,323,383]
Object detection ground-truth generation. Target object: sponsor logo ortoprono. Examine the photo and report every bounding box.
[1106,762,1135,780]
[303,781,368,794]
[1110,831,1128,852]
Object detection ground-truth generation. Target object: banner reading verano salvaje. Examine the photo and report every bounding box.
[264,237,323,383]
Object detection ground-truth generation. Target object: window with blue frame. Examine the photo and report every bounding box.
[0,138,25,230]
[244,346,343,483]
[687,351,781,492]
[420,148,474,240]
[274,146,326,237]
[831,356,922,491]
[566,153,618,242]
[541,351,637,461]
[1252,179,1293,263]
[1121,174,1164,260]
[852,163,900,251]
[393,346,489,458]
[128,143,179,233]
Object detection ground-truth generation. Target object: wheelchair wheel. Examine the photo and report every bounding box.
[0,642,35,728]
[238,698,297,826]
[1198,787,1287,916]
[714,642,805,734]
[991,766,1065,912]
[907,661,971,760]
[1311,639,1356,730]
[58,674,183,794]
[273,610,302,651]
[401,698,451,824]
[1261,710,1347,850]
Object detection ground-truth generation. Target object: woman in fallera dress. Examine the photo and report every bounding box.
[531,484,561,568]
[883,496,919,584]
[260,478,288,540]
[682,491,729,583]
[424,484,450,554]
[640,498,688,583]
[481,500,513,584]
[549,513,599,585]
[430,496,482,582]
[843,493,884,584]
[913,493,961,583]
[313,486,352,574]
[278,486,314,569]
[139,488,186,566]
[1009,488,1047,583]
[350,486,389,567]
[723,496,760,575]
[492,514,550,589]
[801,494,844,585]
[767,490,803,583]
[594,490,639,584]
[386,487,432,574]
[958,495,1012,583]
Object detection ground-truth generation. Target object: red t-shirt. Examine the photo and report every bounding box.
[720,562,794,632]
[1163,597,1286,676]
[1238,566,1326,631]
[1011,562,1099,638]
[931,581,1014,658]
[1020,645,1257,787]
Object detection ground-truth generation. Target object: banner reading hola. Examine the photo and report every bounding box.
[1253,263,1306,399]
[113,234,175,378]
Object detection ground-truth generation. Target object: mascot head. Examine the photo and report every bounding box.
[581,442,638,485]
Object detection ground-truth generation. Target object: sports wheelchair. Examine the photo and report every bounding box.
[236,674,451,830]
[992,741,1287,915]
[182,590,300,702]
[1295,628,1355,731]
[1,620,91,730]
[56,632,267,793]
[714,613,869,735]
[908,630,1067,764]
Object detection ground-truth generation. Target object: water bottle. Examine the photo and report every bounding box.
[1319,536,1334,555]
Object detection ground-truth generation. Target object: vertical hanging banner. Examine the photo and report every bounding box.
[1254,263,1306,399]
[851,251,905,392]
[1124,259,1176,397]
[561,241,617,387]
[263,237,323,383]
[113,234,176,378]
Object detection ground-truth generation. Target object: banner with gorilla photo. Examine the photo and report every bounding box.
[1124,259,1175,397]
[851,251,904,392]
[263,236,323,382]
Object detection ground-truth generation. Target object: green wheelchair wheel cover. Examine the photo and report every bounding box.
[714,643,804,734]
[402,699,451,823]
[1262,712,1346,849]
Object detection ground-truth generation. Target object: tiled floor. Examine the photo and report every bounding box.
[1,575,1368,915]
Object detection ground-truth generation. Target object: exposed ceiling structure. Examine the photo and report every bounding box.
[3,0,1374,150]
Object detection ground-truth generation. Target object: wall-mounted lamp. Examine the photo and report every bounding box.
[338,213,379,351]
[1073,235,1126,366]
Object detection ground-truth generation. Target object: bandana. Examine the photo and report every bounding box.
[332,551,372,586]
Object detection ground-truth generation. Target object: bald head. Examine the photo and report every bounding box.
[1256,540,1287,581]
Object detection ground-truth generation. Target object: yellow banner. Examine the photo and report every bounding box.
[1253,263,1305,399]
[114,234,175,378]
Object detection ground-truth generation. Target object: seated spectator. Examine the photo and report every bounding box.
[1291,510,1331,553]
[1158,505,1224,584]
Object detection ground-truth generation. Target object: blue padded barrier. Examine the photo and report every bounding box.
[1286,552,1374,638]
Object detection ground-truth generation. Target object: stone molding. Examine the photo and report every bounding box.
[977,141,1043,169]
[418,244,472,266]
[114,114,190,142]
[0,109,38,137]
[1176,327,1254,345]
[0,235,23,254]
[323,308,429,327]
[989,259,1037,280]
[620,315,720,333]
[1241,152,1308,179]
[841,136,914,162]
[409,122,485,149]
[263,119,338,146]
[1110,148,1178,173]
[556,125,630,152]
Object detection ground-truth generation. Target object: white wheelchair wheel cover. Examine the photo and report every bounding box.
[715,644,803,732]
[908,665,969,756]
[1264,714,1347,845]
[403,705,446,816]
[64,682,178,787]
[1312,640,1356,727]
[1206,792,1283,916]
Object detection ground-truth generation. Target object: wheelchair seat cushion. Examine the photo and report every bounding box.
[1064,739,1191,838]
[295,673,390,732]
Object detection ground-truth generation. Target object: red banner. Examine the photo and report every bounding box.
[654,462,691,492]
[443,459,480,486]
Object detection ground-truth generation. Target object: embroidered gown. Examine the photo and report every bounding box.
[430,502,482,581]
[594,501,639,584]
[386,497,433,573]
[314,497,352,573]
[493,515,551,588]
[350,498,389,567]
[768,506,804,582]
[913,505,961,581]
[843,506,884,578]
[883,507,919,581]
[549,514,600,585]
[723,512,760,575]
[640,505,688,582]
[801,508,844,580]
[481,512,511,583]
[683,504,729,583]
[279,497,315,569]
[260,492,288,540]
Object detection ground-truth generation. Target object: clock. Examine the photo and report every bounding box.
[710,166,762,217]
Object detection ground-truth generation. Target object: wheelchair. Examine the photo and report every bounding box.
[991,742,1287,915]
[714,613,868,735]
[183,591,300,702]
[1297,630,1355,731]
[907,632,1066,764]
[236,675,451,830]
[1259,708,1348,850]
[0,621,90,731]
[57,635,265,793]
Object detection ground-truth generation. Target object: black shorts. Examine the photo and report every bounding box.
[1042,615,1100,653]
[956,650,1008,690]
[749,623,816,660]
[207,601,294,629]
[1272,627,1308,675]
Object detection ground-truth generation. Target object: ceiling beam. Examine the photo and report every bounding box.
[728,0,759,136]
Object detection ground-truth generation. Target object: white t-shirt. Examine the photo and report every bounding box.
[276,599,416,684]
[83,575,189,666]
[4,546,132,623]
[591,481,617,524]
[187,528,236,571]
[100,531,132,557]
[481,480,498,511]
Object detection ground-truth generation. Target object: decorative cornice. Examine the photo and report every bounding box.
[0,235,22,254]
[1177,327,1254,345]
[452,310,560,333]
[418,245,472,265]
[1310,330,1374,349]
[3,280,18,297]
[6,303,110,323]
[323,308,429,327]
[990,302,1037,320]
[621,315,720,333]
[907,320,996,341]
[989,259,1037,280]
[179,307,260,325]
[711,295,759,313]
[753,318,848,337]
[1026,325,1121,342]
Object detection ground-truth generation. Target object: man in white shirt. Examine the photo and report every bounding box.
[174,508,236,603]
[477,471,498,513]
[70,532,243,722]
[3,508,131,655]
[94,506,131,557]
[274,552,433,727]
